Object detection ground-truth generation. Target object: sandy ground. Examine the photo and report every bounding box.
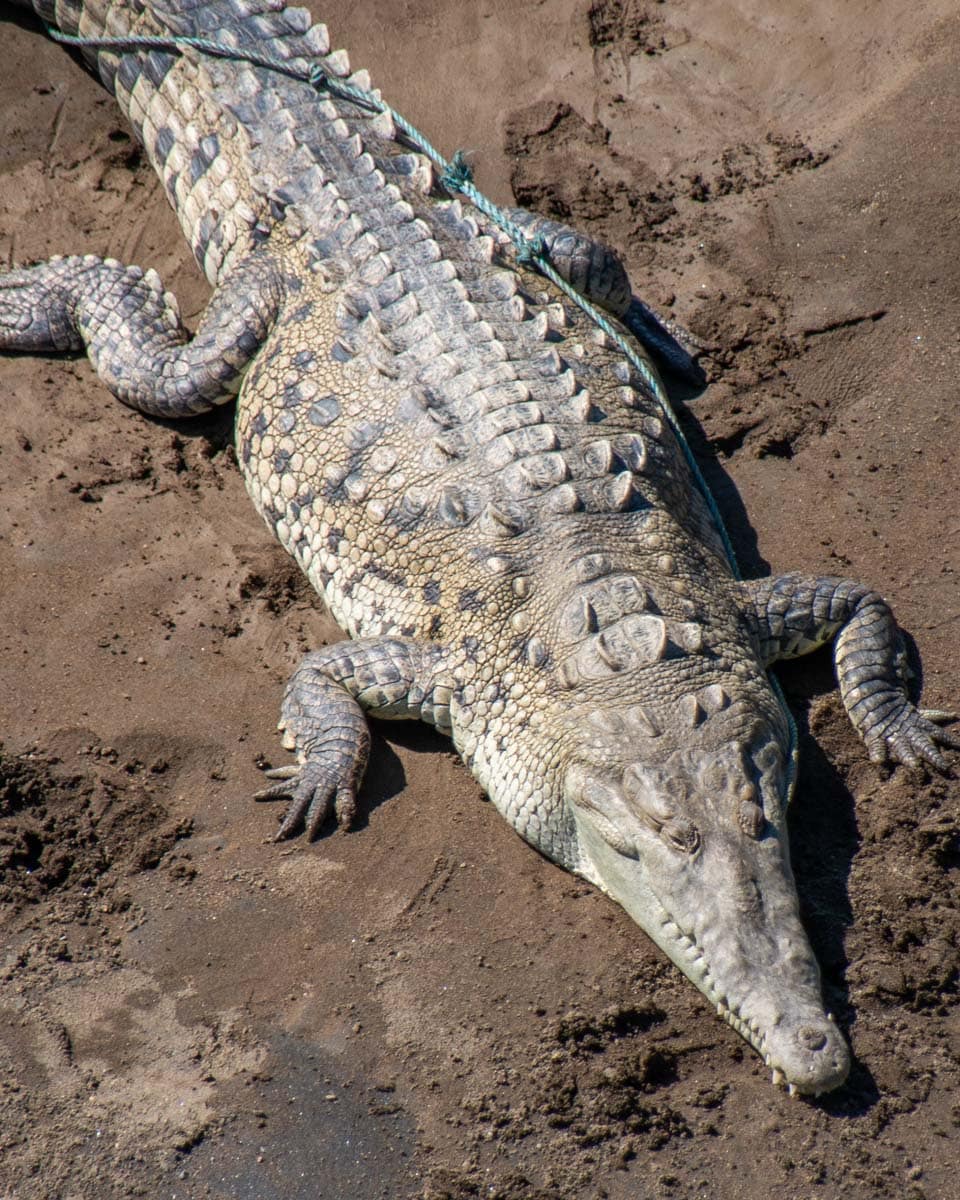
[1,2,959,1197]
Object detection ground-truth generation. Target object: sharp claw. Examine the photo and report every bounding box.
[870,707,958,774]
[867,741,888,764]
[305,793,334,840]
[917,742,948,772]
[919,709,957,725]
[275,787,316,841]
[254,778,298,802]
[263,764,301,780]
[333,784,357,830]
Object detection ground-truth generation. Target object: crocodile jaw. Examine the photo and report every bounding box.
[573,811,851,1095]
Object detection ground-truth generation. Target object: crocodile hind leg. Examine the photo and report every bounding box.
[502,206,705,382]
[735,573,959,769]
[255,638,452,840]
[0,250,282,417]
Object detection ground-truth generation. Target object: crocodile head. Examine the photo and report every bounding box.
[564,723,850,1095]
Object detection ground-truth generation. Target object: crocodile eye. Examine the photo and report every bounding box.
[662,818,700,856]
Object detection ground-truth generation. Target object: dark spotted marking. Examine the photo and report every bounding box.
[195,211,219,253]
[189,140,218,185]
[274,448,292,474]
[154,125,176,163]
[163,171,180,205]
[458,588,483,613]
[366,561,407,590]
[199,132,220,162]
[237,328,261,355]
[423,579,441,604]
[292,302,315,323]
[294,349,315,369]
[116,55,142,97]
[142,49,176,89]
[262,498,283,525]
[250,411,268,436]
[308,395,340,426]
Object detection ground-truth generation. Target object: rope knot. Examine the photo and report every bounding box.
[515,234,547,266]
[441,150,474,192]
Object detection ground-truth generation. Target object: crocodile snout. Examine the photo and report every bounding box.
[765,1012,850,1095]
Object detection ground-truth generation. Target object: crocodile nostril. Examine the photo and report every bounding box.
[797,1026,828,1052]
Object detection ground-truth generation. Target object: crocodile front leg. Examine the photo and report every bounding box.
[0,251,282,417]
[736,573,959,769]
[256,638,453,840]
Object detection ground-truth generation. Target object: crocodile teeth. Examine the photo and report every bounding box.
[772,1068,785,1087]
[787,1084,798,1098]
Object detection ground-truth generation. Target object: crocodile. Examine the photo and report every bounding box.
[3,0,956,1096]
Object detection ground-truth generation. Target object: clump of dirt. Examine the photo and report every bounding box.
[0,745,185,911]
[684,135,828,203]
[588,0,670,56]
[505,100,675,239]
[423,1002,690,1199]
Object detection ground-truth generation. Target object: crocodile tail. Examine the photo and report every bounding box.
[28,2,399,288]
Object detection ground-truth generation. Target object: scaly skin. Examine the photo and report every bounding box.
[3,1,957,1095]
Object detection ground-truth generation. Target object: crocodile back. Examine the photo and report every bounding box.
[34,3,748,809]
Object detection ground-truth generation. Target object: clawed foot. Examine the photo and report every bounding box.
[865,707,960,772]
[255,761,359,840]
